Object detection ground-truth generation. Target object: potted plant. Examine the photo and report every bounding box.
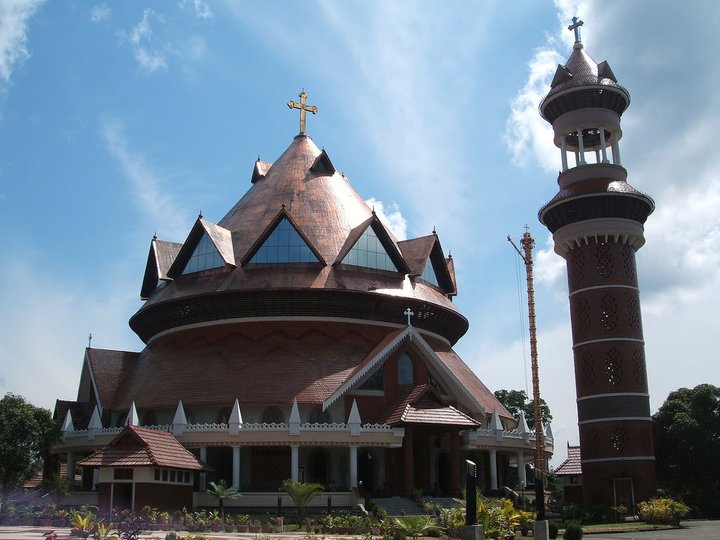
[248,518,261,533]
[235,514,249,532]
[272,515,284,533]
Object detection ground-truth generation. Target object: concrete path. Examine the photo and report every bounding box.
[584,520,718,539]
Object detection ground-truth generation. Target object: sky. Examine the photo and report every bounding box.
[0,0,718,468]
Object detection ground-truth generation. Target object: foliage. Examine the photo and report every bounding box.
[652,383,720,517]
[0,393,58,494]
[638,498,689,526]
[116,512,144,540]
[205,480,240,519]
[393,515,437,539]
[94,520,119,540]
[494,389,552,428]
[562,520,583,540]
[70,511,97,539]
[548,521,559,539]
[281,479,324,524]
[164,533,179,540]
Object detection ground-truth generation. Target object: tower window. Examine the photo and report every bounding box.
[343,226,398,272]
[420,259,439,286]
[249,217,318,264]
[183,233,224,274]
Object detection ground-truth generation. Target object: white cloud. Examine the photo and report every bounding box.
[127,8,168,73]
[182,0,213,20]
[89,3,110,23]
[100,118,188,239]
[365,197,407,241]
[0,0,44,86]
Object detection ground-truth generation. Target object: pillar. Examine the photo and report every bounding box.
[489,450,498,492]
[599,129,608,163]
[450,429,461,494]
[349,446,358,488]
[577,129,586,164]
[560,138,568,171]
[66,452,75,487]
[93,469,99,491]
[403,426,414,494]
[517,452,526,487]
[232,446,241,489]
[199,447,207,491]
[291,445,299,482]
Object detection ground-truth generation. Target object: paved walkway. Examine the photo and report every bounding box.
[0,521,717,540]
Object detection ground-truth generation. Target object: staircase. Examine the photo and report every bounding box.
[372,497,424,516]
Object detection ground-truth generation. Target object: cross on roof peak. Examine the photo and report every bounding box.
[287,90,318,134]
[568,16,584,44]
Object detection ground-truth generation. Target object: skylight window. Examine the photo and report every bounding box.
[249,217,318,264]
[342,226,398,271]
[182,233,224,274]
[420,259,439,286]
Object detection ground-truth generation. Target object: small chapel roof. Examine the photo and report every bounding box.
[555,444,582,476]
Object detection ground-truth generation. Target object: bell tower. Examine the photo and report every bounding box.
[538,19,656,506]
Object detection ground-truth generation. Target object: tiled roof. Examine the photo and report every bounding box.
[141,238,182,299]
[77,426,204,470]
[398,236,435,276]
[555,445,582,476]
[86,348,139,410]
[374,385,479,427]
[54,399,95,429]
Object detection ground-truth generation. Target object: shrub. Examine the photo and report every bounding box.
[549,521,559,539]
[562,520,583,540]
[638,498,689,526]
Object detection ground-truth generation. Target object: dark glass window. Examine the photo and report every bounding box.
[359,368,384,390]
[397,352,414,385]
[420,259,439,286]
[343,226,398,271]
[114,468,133,480]
[183,233,224,274]
[250,218,318,263]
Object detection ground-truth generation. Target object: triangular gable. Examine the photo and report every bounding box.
[167,218,235,277]
[251,159,273,184]
[335,214,409,273]
[242,207,324,265]
[83,348,138,415]
[550,64,573,87]
[323,326,486,415]
[141,237,182,299]
[310,149,335,174]
[398,234,455,293]
[597,60,618,83]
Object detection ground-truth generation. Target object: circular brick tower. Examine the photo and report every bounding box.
[538,21,656,507]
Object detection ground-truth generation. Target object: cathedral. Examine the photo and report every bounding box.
[51,92,553,512]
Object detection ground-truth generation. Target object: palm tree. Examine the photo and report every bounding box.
[393,515,438,539]
[280,479,324,525]
[206,480,241,519]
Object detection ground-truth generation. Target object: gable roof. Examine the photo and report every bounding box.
[85,348,139,412]
[555,445,582,476]
[334,214,410,273]
[141,237,182,299]
[398,234,455,293]
[77,425,205,470]
[167,218,235,277]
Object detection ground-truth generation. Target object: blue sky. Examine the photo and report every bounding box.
[1,0,718,467]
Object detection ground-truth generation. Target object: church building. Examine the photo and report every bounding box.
[51,91,553,511]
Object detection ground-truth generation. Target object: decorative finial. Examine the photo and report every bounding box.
[198,210,203,219]
[257,154,261,162]
[568,16,584,45]
[88,333,92,348]
[448,250,452,259]
[287,90,318,134]
[281,203,286,209]
[432,226,437,235]
[404,308,414,326]
[153,231,157,240]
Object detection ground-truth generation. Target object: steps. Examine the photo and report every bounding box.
[372,497,424,516]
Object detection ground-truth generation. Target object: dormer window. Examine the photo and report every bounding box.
[420,259,439,286]
[182,233,224,274]
[343,226,398,271]
[249,217,319,264]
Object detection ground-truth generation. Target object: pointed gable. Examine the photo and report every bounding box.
[251,159,273,184]
[243,208,323,265]
[168,218,235,277]
[336,214,409,273]
[310,149,335,174]
[398,234,455,293]
[141,237,182,299]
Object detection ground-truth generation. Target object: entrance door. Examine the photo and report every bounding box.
[113,483,133,511]
[613,478,635,512]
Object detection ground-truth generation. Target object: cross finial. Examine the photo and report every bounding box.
[404,308,414,326]
[568,16,584,44]
[88,333,92,348]
[287,90,318,134]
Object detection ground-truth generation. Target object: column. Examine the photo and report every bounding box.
[66,452,75,487]
[517,452,526,487]
[199,447,207,491]
[232,446,241,489]
[612,140,621,165]
[403,427,414,494]
[349,446,358,488]
[489,449,498,492]
[291,445,299,482]
[450,430,461,494]
[92,469,100,491]
[599,128,609,163]
[560,138,568,171]
[577,129,586,164]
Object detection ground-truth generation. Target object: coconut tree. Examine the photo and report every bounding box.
[206,480,241,519]
[280,479,324,525]
[394,515,438,539]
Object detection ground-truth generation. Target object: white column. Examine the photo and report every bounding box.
[489,449,498,491]
[612,140,622,165]
[232,446,241,489]
[199,447,207,491]
[66,452,75,486]
[92,469,99,491]
[577,129,586,164]
[560,138,568,171]
[349,446,358,488]
[291,445,299,482]
[517,452,526,487]
[599,128,609,163]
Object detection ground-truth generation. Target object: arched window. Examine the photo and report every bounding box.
[397,352,414,385]
[261,406,285,424]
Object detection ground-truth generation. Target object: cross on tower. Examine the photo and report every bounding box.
[568,16,584,43]
[404,308,414,326]
[287,90,318,134]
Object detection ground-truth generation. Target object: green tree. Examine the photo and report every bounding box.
[206,480,241,519]
[0,393,58,495]
[280,479,324,525]
[652,383,720,517]
[494,389,552,428]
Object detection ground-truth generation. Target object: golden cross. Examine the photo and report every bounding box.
[287,90,318,134]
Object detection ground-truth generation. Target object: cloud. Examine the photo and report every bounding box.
[100,118,188,239]
[0,0,44,86]
[181,0,213,20]
[365,197,407,241]
[89,3,110,23]
[127,8,168,73]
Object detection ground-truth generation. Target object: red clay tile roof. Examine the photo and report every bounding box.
[555,445,582,476]
[77,426,204,470]
[374,385,479,427]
